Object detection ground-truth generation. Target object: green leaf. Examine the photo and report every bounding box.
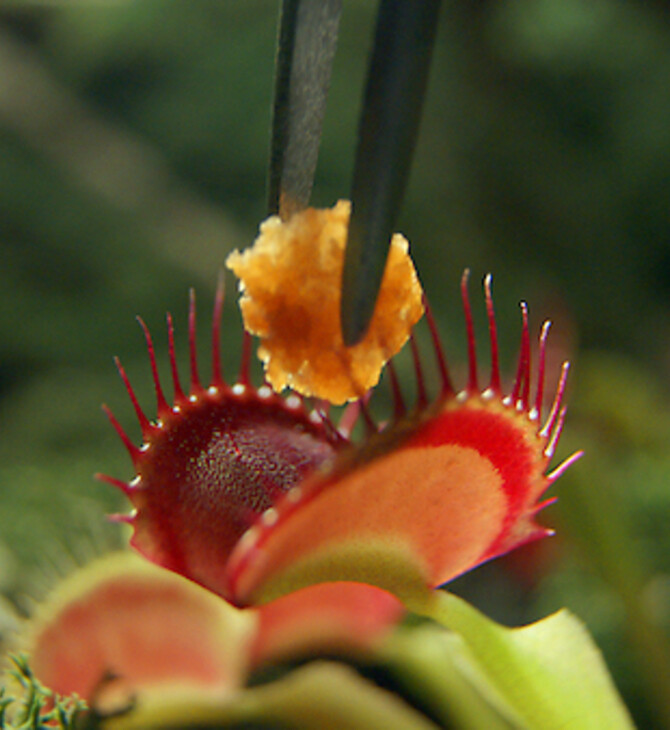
[103,661,439,730]
[380,624,525,729]
[414,591,635,730]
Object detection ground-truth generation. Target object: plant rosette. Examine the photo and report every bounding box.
[3,204,633,729]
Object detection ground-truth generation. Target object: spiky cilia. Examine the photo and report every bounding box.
[100,272,579,606]
[99,281,346,599]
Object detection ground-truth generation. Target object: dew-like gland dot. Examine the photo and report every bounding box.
[285,395,301,410]
[239,526,260,549]
[262,507,279,527]
[287,487,302,503]
[232,383,246,396]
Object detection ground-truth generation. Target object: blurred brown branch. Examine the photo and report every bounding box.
[0,23,246,280]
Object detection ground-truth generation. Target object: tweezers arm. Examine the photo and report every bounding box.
[342,0,441,345]
[268,0,342,219]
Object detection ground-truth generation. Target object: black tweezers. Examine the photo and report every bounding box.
[268,0,441,345]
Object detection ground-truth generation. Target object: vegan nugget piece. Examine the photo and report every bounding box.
[226,200,424,404]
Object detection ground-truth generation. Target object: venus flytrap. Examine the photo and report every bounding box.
[101,204,579,608]
[2,204,634,729]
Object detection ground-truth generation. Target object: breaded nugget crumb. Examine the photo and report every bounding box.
[226,200,424,404]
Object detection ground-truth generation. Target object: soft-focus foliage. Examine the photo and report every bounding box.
[1,1,670,727]
[5,554,633,729]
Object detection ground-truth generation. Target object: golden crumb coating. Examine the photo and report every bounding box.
[226,200,424,404]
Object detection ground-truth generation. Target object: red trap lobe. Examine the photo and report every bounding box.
[101,272,579,607]
[99,282,343,597]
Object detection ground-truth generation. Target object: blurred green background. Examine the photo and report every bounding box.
[1,1,670,726]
